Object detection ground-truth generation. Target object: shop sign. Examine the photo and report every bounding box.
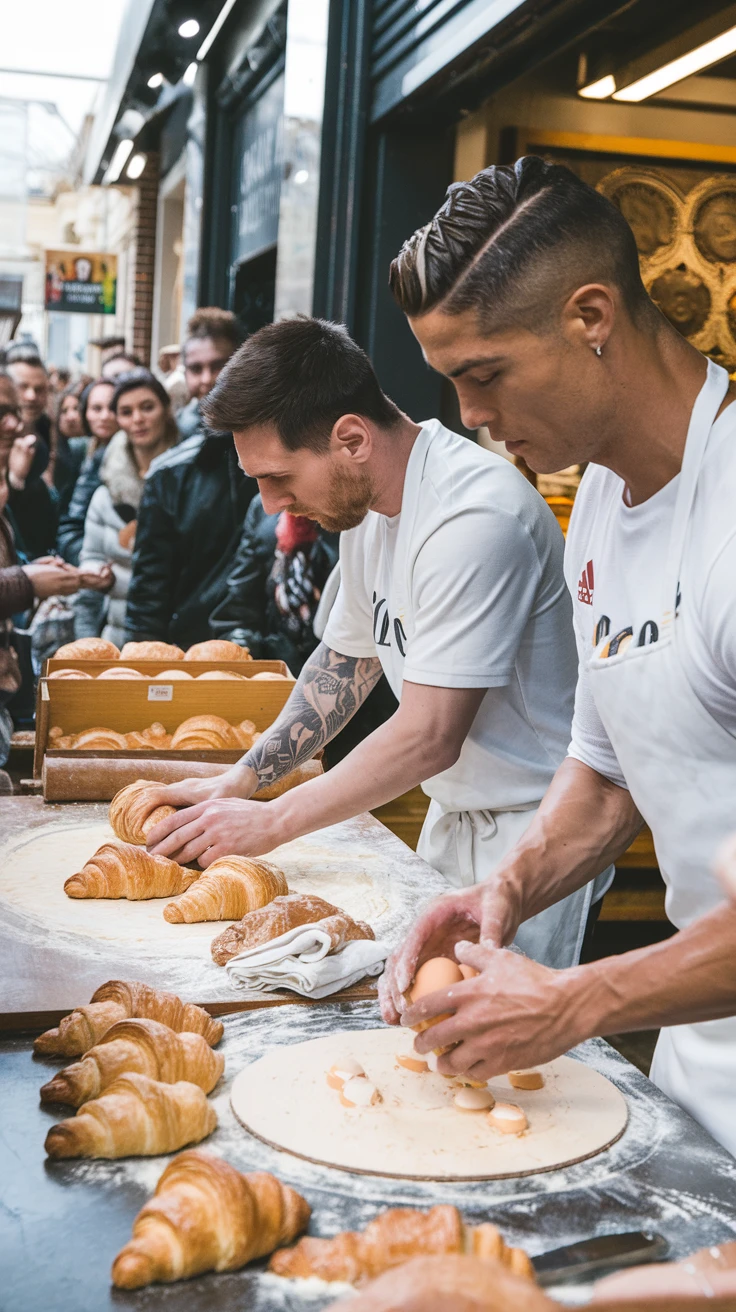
[234,73,285,263]
[44,250,117,315]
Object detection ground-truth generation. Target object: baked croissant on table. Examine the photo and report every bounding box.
[112,1149,310,1288]
[33,979,223,1056]
[40,1017,224,1106]
[163,856,288,923]
[109,778,176,844]
[44,1071,217,1159]
[64,840,198,900]
[211,892,374,965]
[269,1205,534,1284]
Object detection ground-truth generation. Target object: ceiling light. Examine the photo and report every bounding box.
[182,61,198,86]
[178,18,200,38]
[578,74,616,100]
[104,138,133,183]
[147,72,164,89]
[197,0,237,60]
[294,169,309,185]
[613,23,736,101]
[126,154,147,180]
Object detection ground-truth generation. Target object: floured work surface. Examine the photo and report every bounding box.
[6,1002,736,1312]
[0,798,450,1028]
[231,1028,628,1179]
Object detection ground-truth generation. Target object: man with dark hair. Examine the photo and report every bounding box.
[147,315,607,970]
[5,352,58,557]
[124,307,252,649]
[375,156,736,1156]
[101,351,141,382]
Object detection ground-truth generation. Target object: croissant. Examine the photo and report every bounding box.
[64,841,198,900]
[54,638,120,660]
[96,667,145,680]
[73,726,130,749]
[48,669,93,679]
[184,640,252,662]
[112,1150,310,1288]
[119,641,185,661]
[164,856,288,923]
[211,892,374,965]
[109,779,176,844]
[234,717,257,748]
[269,1206,534,1284]
[40,1018,224,1107]
[33,979,223,1056]
[170,714,243,750]
[123,723,173,749]
[44,1072,217,1159]
[255,758,323,798]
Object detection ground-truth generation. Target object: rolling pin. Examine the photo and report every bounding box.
[42,756,323,802]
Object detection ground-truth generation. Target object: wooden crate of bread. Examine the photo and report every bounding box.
[34,661,295,777]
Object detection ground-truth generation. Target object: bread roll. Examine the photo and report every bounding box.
[184,640,251,662]
[119,641,185,661]
[250,671,289,680]
[96,667,145,680]
[196,671,247,680]
[47,669,93,680]
[153,669,193,680]
[54,638,120,660]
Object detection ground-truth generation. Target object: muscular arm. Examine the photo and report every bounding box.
[146,645,485,865]
[380,757,643,1021]
[402,900,736,1081]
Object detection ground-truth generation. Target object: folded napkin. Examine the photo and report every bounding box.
[224,922,389,998]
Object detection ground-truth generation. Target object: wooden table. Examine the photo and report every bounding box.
[4,1001,736,1311]
[0,797,451,1033]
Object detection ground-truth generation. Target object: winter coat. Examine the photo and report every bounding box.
[210,496,339,675]
[57,441,111,565]
[7,426,58,560]
[74,432,148,649]
[124,431,258,650]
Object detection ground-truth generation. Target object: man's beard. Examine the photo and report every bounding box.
[289,463,376,533]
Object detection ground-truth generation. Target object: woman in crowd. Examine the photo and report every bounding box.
[57,377,119,565]
[48,381,88,505]
[74,370,177,647]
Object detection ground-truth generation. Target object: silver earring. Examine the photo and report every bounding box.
[594,345,602,357]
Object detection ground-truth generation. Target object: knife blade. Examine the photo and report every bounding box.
[532,1230,669,1286]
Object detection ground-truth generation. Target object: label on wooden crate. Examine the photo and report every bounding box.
[148,684,173,701]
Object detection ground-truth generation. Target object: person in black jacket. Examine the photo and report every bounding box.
[124,308,252,649]
[56,378,119,565]
[210,495,339,674]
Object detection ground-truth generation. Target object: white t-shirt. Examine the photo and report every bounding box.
[566,403,736,787]
[323,419,578,811]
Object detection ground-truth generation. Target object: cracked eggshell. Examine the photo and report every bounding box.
[508,1069,544,1091]
[487,1102,528,1135]
[339,1076,381,1107]
[326,1057,365,1090]
[453,1087,495,1112]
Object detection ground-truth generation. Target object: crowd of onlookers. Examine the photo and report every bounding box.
[0,307,373,782]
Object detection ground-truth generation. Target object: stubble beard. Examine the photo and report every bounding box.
[290,463,376,533]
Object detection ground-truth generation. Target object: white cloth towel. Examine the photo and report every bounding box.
[224,923,389,999]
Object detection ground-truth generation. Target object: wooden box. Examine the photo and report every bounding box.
[34,659,295,776]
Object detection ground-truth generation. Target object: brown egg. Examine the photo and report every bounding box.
[487,1103,528,1135]
[508,1069,544,1091]
[408,957,464,1035]
[459,964,480,980]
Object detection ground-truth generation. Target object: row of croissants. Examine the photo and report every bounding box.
[36,979,531,1291]
[49,713,260,751]
[52,637,255,663]
[64,777,373,964]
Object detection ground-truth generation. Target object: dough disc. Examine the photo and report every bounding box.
[230,1028,628,1180]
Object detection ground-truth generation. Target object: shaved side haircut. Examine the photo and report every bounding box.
[389,156,655,331]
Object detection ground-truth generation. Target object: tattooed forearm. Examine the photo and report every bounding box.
[242,643,383,790]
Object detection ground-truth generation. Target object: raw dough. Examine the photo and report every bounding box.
[230,1028,628,1180]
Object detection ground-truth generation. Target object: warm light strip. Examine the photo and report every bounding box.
[104,139,133,184]
[578,74,616,99]
[613,23,736,101]
[196,0,237,60]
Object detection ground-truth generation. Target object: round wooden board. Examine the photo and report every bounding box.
[230,1027,628,1180]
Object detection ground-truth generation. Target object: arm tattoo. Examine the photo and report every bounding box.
[242,642,383,790]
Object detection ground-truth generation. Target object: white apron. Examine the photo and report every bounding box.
[417,801,614,969]
[585,358,736,1154]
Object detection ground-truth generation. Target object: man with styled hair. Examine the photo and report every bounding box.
[147,314,612,970]
[377,156,736,1155]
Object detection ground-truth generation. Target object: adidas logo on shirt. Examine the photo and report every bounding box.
[577,559,594,605]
